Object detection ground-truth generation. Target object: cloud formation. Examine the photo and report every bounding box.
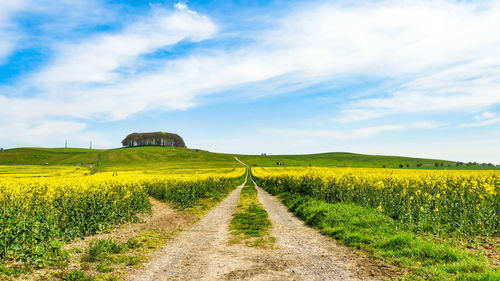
[7,1,500,121]
[1,0,499,159]
[459,112,500,128]
[0,1,27,62]
[0,2,217,143]
[263,121,441,140]
[35,3,216,86]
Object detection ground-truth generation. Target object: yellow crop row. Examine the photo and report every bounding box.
[0,167,245,263]
[252,167,499,235]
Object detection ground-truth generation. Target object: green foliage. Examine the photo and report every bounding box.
[0,147,241,168]
[0,166,243,276]
[231,204,271,237]
[229,177,274,247]
[95,263,113,273]
[85,239,127,262]
[145,177,237,209]
[121,132,186,148]
[62,270,94,281]
[74,234,163,279]
[0,181,151,265]
[255,173,499,236]
[3,146,497,170]
[0,149,245,278]
[237,152,498,170]
[275,192,498,280]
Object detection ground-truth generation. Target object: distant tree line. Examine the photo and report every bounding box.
[382,161,499,169]
[121,132,186,148]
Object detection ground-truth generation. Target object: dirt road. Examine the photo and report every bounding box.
[128,164,383,280]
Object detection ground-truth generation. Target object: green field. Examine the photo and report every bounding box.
[0,146,498,280]
[1,147,496,170]
[234,152,497,169]
[0,147,241,169]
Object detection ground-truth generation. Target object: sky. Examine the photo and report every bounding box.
[0,0,499,163]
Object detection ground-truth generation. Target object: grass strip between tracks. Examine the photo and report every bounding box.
[229,179,275,248]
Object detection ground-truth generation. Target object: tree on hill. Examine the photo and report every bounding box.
[121,132,186,148]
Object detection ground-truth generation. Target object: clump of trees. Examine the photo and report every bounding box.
[121,132,186,148]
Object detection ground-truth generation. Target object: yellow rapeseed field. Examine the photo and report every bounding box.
[252,167,499,236]
[0,166,245,263]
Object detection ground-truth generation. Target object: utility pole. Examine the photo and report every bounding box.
[65,139,67,148]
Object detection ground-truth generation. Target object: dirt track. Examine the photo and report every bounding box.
[128,165,385,281]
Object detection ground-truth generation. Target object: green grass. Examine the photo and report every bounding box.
[0,167,245,280]
[0,146,241,169]
[236,152,498,169]
[229,174,275,248]
[59,174,246,281]
[0,147,100,165]
[84,239,128,263]
[55,233,166,281]
[61,270,94,281]
[276,192,499,280]
[185,174,247,217]
[2,146,496,170]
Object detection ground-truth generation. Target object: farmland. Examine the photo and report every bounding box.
[0,147,498,280]
[2,147,498,170]
[0,147,241,169]
[253,167,499,279]
[0,156,245,279]
[236,152,499,170]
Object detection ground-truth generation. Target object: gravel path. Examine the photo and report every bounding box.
[255,180,379,280]
[128,165,384,280]
[128,177,250,281]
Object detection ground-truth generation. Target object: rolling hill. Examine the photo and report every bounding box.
[0,146,494,170]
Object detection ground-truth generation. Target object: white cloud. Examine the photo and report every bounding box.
[352,122,440,138]
[2,0,500,146]
[338,66,500,122]
[262,122,441,140]
[121,0,500,122]
[0,2,217,142]
[0,120,86,144]
[459,112,500,128]
[0,1,28,62]
[16,0,500,120]
[34,3,216,86]
[475,112,496,120]
[0,0,111,63]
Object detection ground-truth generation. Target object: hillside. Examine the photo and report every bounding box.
[0,147,241,169]
[0,147,494,170]
[235,152,468,169]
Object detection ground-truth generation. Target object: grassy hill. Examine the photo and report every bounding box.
[0,147,495,170]
[0,148,100,165]
[236,152,499,169]
[236,152,460,169]
[0,147,241,169]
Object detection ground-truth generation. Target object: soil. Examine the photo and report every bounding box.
[19,198,194,281]
[66,197,195,249]
[21,158,397,280]
[127,172,395,280]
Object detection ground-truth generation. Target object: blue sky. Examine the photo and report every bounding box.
[0,0,499,163]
